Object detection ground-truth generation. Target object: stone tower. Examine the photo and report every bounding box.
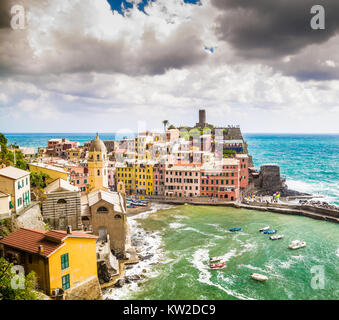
[87,134,109,192]
[196,109,207,127]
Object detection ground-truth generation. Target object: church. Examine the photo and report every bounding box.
[81,134,130,258]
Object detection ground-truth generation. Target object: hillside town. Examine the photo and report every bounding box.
[0,110,338,300]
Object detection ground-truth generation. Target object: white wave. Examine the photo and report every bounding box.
[239,264,268,274]
[286,179,339,204]
[191,248,253,300]
[182,227,224,239]
[336,248,339,258]
[173,215,189,220]
[169,222,185,229]
[104,204,169,300]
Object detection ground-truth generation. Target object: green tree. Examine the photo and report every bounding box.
[0,257,39,300]
[30,172,49,189]
[168,124,176,130]
[0,133,7,146]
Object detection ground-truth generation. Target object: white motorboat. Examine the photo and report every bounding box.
[288,240,306,249]
[259,226,270,232]
[209,256,224,263]
[270,234,284,240]
[251,273,268,282]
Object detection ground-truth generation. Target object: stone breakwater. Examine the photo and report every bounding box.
[149,197,339,224]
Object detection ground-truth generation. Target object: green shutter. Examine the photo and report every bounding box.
[62,274,70,290]
[61,253,69,270]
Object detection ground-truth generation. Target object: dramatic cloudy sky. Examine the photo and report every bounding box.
[0,0,339,133]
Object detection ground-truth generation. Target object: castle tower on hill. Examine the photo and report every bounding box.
[87,134,109,192]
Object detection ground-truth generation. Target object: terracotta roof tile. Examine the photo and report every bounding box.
[0,228,97,258]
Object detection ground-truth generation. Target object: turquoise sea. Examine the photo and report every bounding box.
[4,133,339,205]
[108,205,339,300]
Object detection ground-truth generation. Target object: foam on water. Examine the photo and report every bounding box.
[103,203,172,300]
[182,227,224,239]
[191,248,253,300]
[169,222,185,229]
[286,179,338,205]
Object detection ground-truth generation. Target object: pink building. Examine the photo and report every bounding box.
[107,162,116,191]
[236,154,249,189]
[153,163,165,196]
[165,164,201,198]
[47,138,79,158]
[200,159,240,201]
[67,166,88,193]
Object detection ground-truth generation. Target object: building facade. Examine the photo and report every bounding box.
[0,166,31,213]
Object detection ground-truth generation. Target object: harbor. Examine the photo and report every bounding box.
[104,203,339,300]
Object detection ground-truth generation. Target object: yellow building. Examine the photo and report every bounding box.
[116,162,153,195]
[0,227,98,297]
[115,164,135,193]
[87,135,109,192]
[66,148,81,160]
[29,163,68,184]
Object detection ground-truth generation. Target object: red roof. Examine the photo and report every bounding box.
[0,228,97,258]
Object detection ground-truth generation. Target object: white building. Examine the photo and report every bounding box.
[0,166,31,213]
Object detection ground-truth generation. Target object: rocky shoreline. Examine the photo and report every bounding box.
[102,203,173,300]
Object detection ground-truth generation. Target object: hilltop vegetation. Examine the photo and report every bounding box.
[0,133,27,170]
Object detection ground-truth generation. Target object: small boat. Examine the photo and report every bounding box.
[270,234,284,240]
[251,273,268,282]
[210,262,226,269]
[209,256,224,263]
[288,240,306,250]
[259,226,270,232]
[229,228,242,232]
[263,229,277,234]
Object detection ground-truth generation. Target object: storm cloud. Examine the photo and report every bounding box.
[212,0,339,80]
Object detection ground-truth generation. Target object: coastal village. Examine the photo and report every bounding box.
[0,110,338,300]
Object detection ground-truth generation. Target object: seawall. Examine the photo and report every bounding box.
[148,197,339,224]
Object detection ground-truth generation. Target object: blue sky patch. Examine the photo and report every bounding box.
[108,0,201,16]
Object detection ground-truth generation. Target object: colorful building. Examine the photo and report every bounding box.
[0,228,98,297]
[116,163,135,194]
[87,135,109,192]
[0,166,31,213]
[165,164,201,198]
[0,192,12,219]
[67,165,88,192]
[29,163,69,184]
[200,159,240,201]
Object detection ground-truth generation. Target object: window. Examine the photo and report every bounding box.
[57,199,67,204]
[97,206,108,214]
[97,169,100,176]
[61,253,69,270]
[62,274,70,290]
[114,214,122,219]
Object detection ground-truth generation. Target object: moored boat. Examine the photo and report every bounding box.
[229,228,242,232]
[259,226,270,232]
[263,229,277,234]
[209,256,224,263]
[251,273,268,281]
[288,240,306,249]
[270,234,284,240]
[210,262,226,269]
